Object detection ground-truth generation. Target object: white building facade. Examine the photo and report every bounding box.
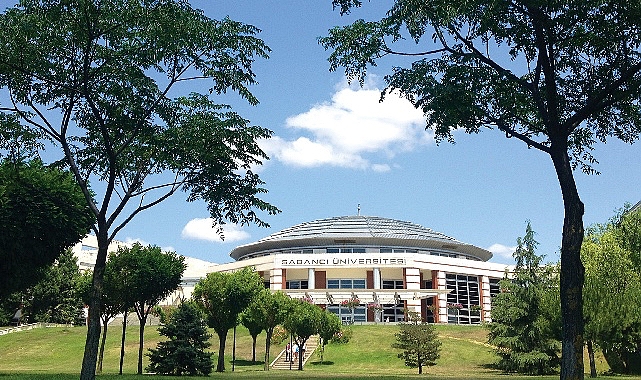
[212,215,510,324]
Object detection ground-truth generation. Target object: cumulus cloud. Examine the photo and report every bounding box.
[487,243,517,261]
[262,84,431,170]
[181,218,250,243]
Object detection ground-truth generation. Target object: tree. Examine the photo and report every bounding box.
[320,2,641,378]
[0,158,93,298]
[317,310,342,364]
[283,300,323,371]
[28,248,85,325]
[0,2,278,378]
[392,311,441,374]
[246,289,291,370]
[108,243,186,374]
[147,301,213,376]
[240,305,264,364]
[487,223,560,375]
[193,267,264,372]
[583,209,641,376]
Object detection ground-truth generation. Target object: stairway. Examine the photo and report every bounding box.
[270,335,320,370]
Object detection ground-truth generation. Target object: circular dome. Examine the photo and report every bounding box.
[230,215,493,261]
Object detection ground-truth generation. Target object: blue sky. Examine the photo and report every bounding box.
[4,1,641,265]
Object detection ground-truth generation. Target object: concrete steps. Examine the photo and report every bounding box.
[270,335,319,370]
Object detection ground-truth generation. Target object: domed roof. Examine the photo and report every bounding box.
[230,215,492,261]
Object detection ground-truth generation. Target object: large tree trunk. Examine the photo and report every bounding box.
[216,329,228,372]
[80,232,108,380]
[551,146,585,380]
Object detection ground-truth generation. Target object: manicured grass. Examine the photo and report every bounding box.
[0,323,639,379]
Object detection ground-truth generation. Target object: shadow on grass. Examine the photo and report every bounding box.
[309,361,335,366]
[232,359,265,367]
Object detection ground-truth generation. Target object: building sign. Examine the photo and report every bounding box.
[277,253,410,268]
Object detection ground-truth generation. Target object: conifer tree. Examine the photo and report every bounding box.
[392,311,441,374]
[147,302,213,376]
[487,223,560,375]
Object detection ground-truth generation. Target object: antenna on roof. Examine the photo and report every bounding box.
[357,204,361,216]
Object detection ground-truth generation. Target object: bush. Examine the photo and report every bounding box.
[270,324,288,345]
[330,327,352,344]
[146,302,212,376]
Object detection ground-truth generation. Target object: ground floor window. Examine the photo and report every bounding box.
[446,273,481,325]
[327,305,366,324]
[382,304,405,322]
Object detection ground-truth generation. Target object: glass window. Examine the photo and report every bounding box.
[446,274,481,325]
[327,278,366,289]
[327,248,339,253]
[380,248,392,253]
[286,280,308,289]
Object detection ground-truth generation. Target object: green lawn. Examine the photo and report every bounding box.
[0,324,637,379]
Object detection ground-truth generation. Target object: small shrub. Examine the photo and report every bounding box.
[330,327,352,344]
[270,324,288,345]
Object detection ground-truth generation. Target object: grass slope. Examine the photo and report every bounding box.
[0,323,635,380]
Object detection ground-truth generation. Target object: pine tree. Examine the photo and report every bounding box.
[392,311,441,374]
[147,302,213,376]
[487,223,560,375]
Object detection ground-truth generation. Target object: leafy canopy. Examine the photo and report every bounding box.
[193,267,263,372]
[0,158,93,297]
[323,0,641,173]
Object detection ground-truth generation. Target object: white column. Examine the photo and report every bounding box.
[270,268,283,290]
[373,267,381,289]
[481,275,491,322]
[437,271,448,323]
[308,268,315,290]
[404,268,421,316]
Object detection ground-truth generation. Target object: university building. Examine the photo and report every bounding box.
[210,215,511,324]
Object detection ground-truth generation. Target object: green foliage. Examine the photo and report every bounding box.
[330,326,353,344]
[487,223,560,375]
[0,158,93,297]
[283,299,323,370]
[108,243,186,374]
[318,310,342,363]
[0,1,278,376]
[321,2,641,376]
[242,289,293,368]
[27,249,85,325]
[270,325,289,345]
[193,267,263,372]
[583,208,641,375]
[152,305,178,325]
[240,305,264,363]
[392,312,441,374]
[146,301,213,376]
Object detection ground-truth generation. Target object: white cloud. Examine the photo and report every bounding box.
[487,243,517,260]
[181,218,250,243]
[263,84,432,170]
